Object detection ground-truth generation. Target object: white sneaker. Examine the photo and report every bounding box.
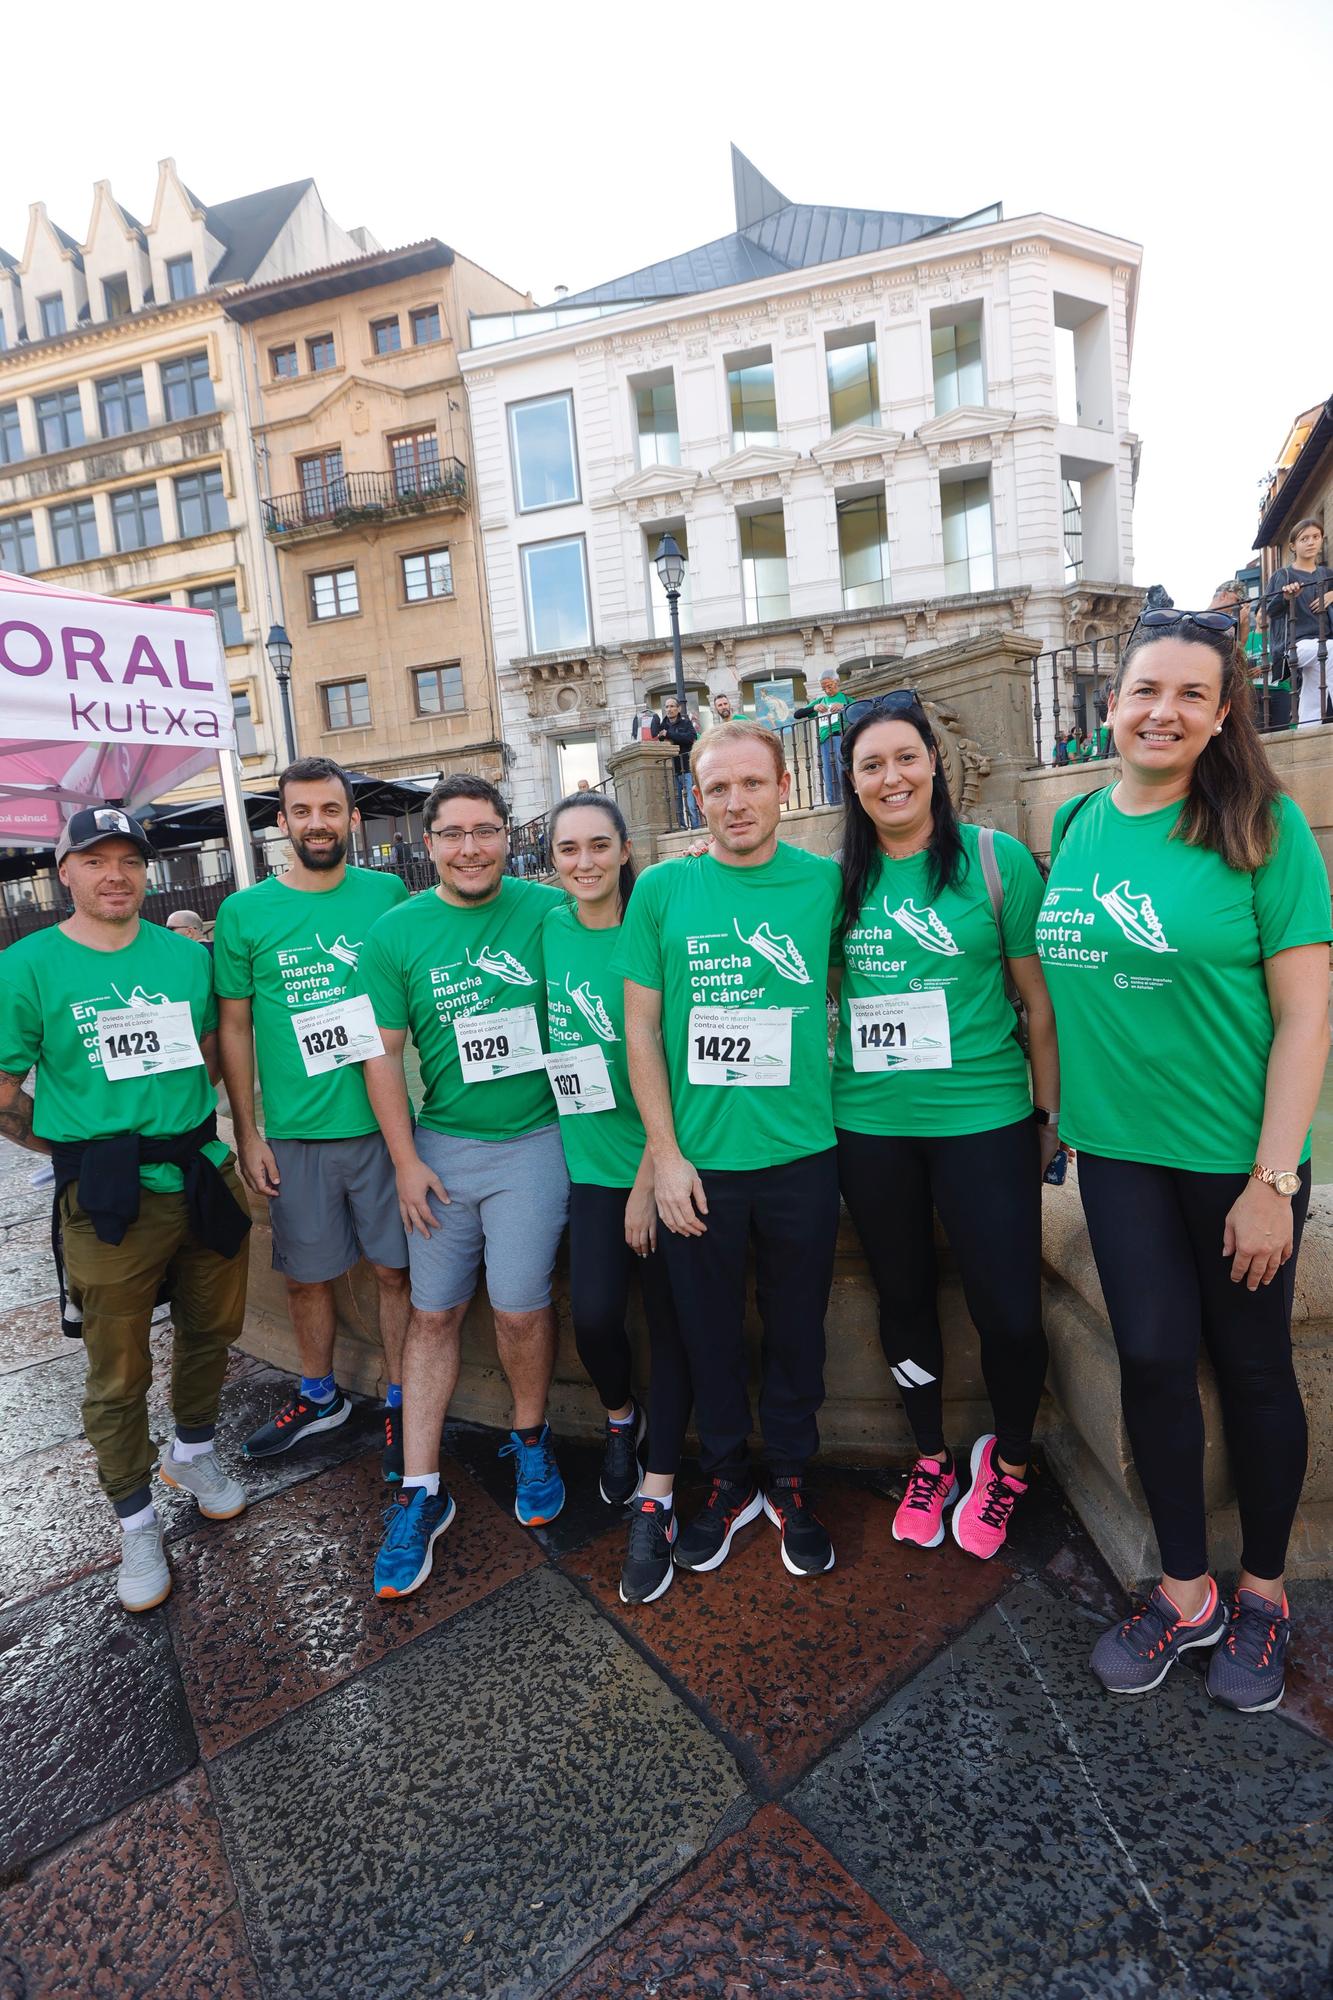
[158,1445,247,1520]
[118,1517,172,1612]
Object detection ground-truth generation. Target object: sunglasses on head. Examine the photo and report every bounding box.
[1129,608,1238,644]
[841,688,926,731]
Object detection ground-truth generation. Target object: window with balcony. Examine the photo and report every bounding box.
[102,273,132,321]
[0,403,22,465]
[738,507,789,622]
[838,491,890,608]
[521,536,591,652]
[1053,293,1113,431]
[390,428,442,498]
[271,344,298,381]
[39,294,66,338]
[371,316,401,355]
[111,483,163,553]
[323,679,371,730]
[931,311,984,414]
[940,475,995,593]
[411,305,441,346]
[166,255,197,301]
[645,521,692,638]
[632,371,680,468]
[826,326,880,432]
[161,351,214,420]
[35,387,84,453]
[298,449,346,520]
[509,393,580,511]
[188,581,243,647]
[97,369,148,438]
[402,547,453,601]
[0,513,38,574]
[174,467,228,538]
[413,663,465,715]
[309,567,359,621]
[308,332,337,372]
[232,689,259,756]
[50,498,98,564]
[727,349,777,449]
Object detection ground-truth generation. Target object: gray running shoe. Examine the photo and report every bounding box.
[118,1517,171,1612]
[1090,1580,1226,1695]
[158,1445,247,1520]
[1206,1588,1290,1713]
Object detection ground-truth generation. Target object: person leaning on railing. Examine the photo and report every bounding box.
[1212,578,1286,730]
[1260,518,1333,726]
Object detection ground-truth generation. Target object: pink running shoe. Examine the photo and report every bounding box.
[892,1455,959,1549]
[951,1434,1026,1560]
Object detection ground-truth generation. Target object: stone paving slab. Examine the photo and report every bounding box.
[1285,1579,1333,1747]
[563,1475,1013,1789]
[0,1766,261,1999]
[209,1565,747,2000]
[167,1448,543,1756]
[555,1801,962,2000]
[791,1580,1333,1999]
[0,1570,196,1876]
[0,1298,68,1375]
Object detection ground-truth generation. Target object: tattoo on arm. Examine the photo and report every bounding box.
[0,1068,47,1154]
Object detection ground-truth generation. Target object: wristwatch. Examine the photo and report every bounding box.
[1033,1107,1059,1127]
[1250,1163,1301,1197]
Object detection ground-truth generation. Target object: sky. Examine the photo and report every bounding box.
[4,0,1331,606]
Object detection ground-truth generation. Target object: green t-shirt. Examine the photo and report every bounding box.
[543,901,645,1189]
[0,922,223,1192]
[814,691,850,743]
[613,844,841,1172]
[358,875,563,1140]
[212,866,409,1141]
[1038,788,1332,1171]
[832,825,1045,1137]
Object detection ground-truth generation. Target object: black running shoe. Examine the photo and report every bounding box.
[599,1402,646,1506]
[382,1406,404,1484]
[762,1473,835,1576]
[673,1476,763,1572]
[243,1390,352,1459]
[619,1496,677,1604]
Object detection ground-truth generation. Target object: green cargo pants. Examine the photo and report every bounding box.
[60,1159,251,1504]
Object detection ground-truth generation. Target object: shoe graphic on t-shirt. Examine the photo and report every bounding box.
[112,983,171,1007]
[467,945,536,986]
[889,900,961,957]
[1093,875,1175,954]
[733,918,811,984]
[316,932,363,970]
[567,976,616,1042]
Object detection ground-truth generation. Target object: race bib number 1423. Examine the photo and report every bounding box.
[98,1001,205,1081]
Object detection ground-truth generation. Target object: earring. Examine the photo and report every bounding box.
[1212,725,1222,735]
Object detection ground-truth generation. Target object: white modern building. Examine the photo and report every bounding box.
[460,148,1142,816]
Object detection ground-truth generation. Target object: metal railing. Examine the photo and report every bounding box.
[1254,569,1332,730]
[1030,632,1131,767]
[261,461,468,538]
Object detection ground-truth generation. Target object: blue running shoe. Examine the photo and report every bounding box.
[373,1486,455,1599]
[1207,1588,1290,1713]
[500,1424,565,1527]
[1090,1578,1226,1695]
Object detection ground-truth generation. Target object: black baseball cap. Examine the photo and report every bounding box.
[54,806,153,862]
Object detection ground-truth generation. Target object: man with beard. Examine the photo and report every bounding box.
[214,759,411,1474]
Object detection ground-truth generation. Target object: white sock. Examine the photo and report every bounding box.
[119,1502,157,1534]
[402,1473,440,1497]
[644,1490,673,1511]
[172,1434,215,1463]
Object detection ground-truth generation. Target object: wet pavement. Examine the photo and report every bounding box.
[2,1140,1333,2000]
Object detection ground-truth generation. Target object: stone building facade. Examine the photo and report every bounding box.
[224,242,529,795]
[460,151,1143,818]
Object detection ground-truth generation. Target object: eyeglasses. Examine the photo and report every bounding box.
[1128,608,1237,646]
[427,824,507,849]
[842,689,925,731]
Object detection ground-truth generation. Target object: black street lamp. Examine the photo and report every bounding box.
[265,623,296,767]
[654,533,688,709]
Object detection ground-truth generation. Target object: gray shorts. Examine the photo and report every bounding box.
[269,1134,408,1283]
[408,1123,569,1314]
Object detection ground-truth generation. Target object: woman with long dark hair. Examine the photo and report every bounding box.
[542,792,691,1604]
[833,692,1061,1561]
[1040,610,1331,1710]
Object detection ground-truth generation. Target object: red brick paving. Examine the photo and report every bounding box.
[1285,1596,1333,1747]
[562,1480,1012,1787]
[555,1802,961,2000]
[166,1450,543,1756]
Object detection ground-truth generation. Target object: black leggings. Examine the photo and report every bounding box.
[1078,1152,1310,1581]
[567,1180,692,1477]
[836,1119,1048,1468]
